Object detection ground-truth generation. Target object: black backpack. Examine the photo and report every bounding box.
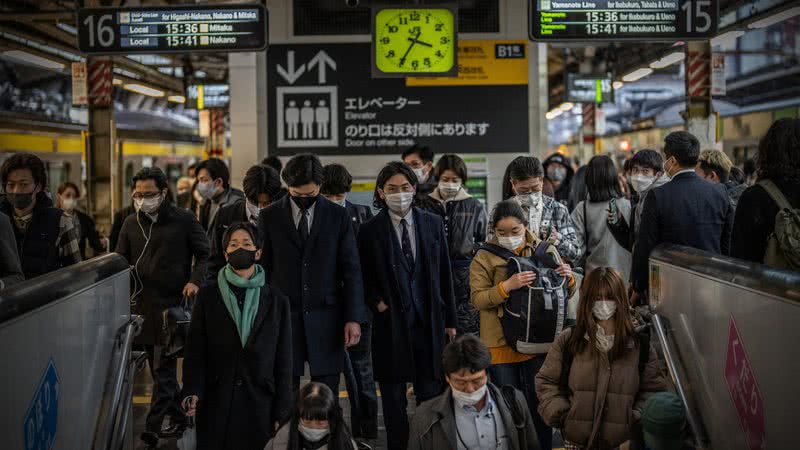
[481,242,569,355]
[559,326,651,397]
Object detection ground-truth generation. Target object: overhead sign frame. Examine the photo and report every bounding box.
[529,0,719,42]
[76,3,268,55]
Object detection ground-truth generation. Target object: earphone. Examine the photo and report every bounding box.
[130,211,155,306]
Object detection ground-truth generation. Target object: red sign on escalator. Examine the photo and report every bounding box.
[724,316,766,450]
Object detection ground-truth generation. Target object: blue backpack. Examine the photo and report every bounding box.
[481,242,568,354]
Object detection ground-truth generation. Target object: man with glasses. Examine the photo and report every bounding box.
[115,166,210,448]
[402,145,437,204]
[408,335,540,450]
[0,153,81,279]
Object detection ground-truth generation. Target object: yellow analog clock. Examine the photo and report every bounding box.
[372,6,458,77]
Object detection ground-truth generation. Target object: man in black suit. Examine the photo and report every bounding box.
[320,163,377,441]
[358,162,457,450]
[257,154,366,395]
[631,131,734,301]
[208,164,282,279]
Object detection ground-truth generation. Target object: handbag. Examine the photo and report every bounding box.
[176,418,196,450]
[163,295,194,358]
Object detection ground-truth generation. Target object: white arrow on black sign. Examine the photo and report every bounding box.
[277,51,305,85]
[307,50,337,84]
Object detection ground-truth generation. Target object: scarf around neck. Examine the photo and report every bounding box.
[217,264,265,347]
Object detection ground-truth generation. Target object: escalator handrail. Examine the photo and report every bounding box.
[652,314,708,449]
[0,253,130,324]
[98,316,141,450]
[650,244,800,303]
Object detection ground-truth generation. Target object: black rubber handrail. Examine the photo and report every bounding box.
[650,244,800,303]
[0,253,130,324]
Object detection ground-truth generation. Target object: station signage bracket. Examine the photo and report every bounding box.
[529,0,719,42]
[76,3,268,55]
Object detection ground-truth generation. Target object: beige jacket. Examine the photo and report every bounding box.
[535,329,667,449]
[469,231,574,348]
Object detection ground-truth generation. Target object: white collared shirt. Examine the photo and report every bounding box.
[389,208,416,260]
[674,168,697,177]
[289,199,316,233]
[454,391,509,450]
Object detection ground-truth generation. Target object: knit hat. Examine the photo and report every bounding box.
[641,392,686,450]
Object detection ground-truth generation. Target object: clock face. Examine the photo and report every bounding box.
[374,8,456,75]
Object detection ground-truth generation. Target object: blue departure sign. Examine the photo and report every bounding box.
[530,0,718,41]
[77,4,268,54]
[23,359,60,450]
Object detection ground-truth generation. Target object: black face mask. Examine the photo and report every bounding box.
[227,248,257,270]
[7,192,34,210]
[291,195,318,210]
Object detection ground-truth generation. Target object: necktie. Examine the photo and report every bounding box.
[401,218,414,268]
[298,209,309,243]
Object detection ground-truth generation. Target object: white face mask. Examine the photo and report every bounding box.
[630,175,656,193]
[385,191,414,214]
[438,181,462,197]
[134,195,162,215]
[497,234,525,251]
[245,199,262,224]
[592,300,617,321]
[515,192,542,208]
[413,167,428,183]
[197,180,217,200]
[298,423,329,442]
[451,384,487,407]
[61,198,77,211]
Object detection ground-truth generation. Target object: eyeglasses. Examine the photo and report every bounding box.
[131,192,161,200]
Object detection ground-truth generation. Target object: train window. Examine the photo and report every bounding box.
[124,162,135,205]
[166,164,183,183]
[46,161,70,191]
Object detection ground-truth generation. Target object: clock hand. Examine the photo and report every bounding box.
[399,33,419,67]
[407,36,433,47]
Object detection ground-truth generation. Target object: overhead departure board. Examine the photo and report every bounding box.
[530,0,718,41]
[77,4,268,54]
[566,74,614,103]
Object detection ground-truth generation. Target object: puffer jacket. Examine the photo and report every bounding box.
[420,187,487,334]
[535,328,667,449]
[469,231,575,349]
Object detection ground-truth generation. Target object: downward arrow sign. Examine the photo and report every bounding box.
[277,51,306,85]
[307,50,337,84]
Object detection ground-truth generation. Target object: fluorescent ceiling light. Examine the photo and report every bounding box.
[113,67,141,80]
[112,78,123,85]
[168,95,186,104]
[546,109,563,120]
[711,30,745,46]
[560,102,575,111]
[612,81,624,90]
[748,6,800,29]
[1,50,64,69]
[123,83,164,97]
[622,68,653,82]
[56,23,77,35]
[650,52,685,69]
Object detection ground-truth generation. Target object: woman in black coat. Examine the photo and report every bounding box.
[418,154,487,335]
[182,222,293,450]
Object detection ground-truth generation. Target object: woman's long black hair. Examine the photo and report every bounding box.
[584,155,623,203]
[287,382,353,450]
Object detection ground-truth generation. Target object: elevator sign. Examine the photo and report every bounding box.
[77,4,268,54]
[530,0,718,41]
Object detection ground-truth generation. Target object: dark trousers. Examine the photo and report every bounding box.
[379,327,443,450]
[142,344,184,434]
[343,323,379,439]
[488,357,552,450]
[292,374,340,397]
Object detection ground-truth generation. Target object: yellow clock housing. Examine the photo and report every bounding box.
[372,7,457,77]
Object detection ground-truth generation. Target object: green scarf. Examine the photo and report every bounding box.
[217,264,265,347]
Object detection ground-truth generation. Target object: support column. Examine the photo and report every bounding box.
[85,57,118,234]
[529,42,549,158]
[581,103,596,161]
[229,51,269,188]
[685,41,719,150]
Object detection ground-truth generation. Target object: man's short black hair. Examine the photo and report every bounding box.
[501,156,544,200]
[321,164,353,195]
[729,166,745,185]
[282,154,324,187]
[196,158,231,189]
[401,145,434,164]
[373,161,417,210]
[243,165,282,204]
[442,335,492,376]
[262,156,283,174]
[132,166,168,191]
[221,222,258,251]
[743,158,757,177]
[1,153,48,189]
[435,154,468,183]
[663,131,700,168]
[630,149,663,173]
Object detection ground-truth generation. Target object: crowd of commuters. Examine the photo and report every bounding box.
[0,117,797,450]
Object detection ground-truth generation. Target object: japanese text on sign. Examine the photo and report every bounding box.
[724,316,766,450]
